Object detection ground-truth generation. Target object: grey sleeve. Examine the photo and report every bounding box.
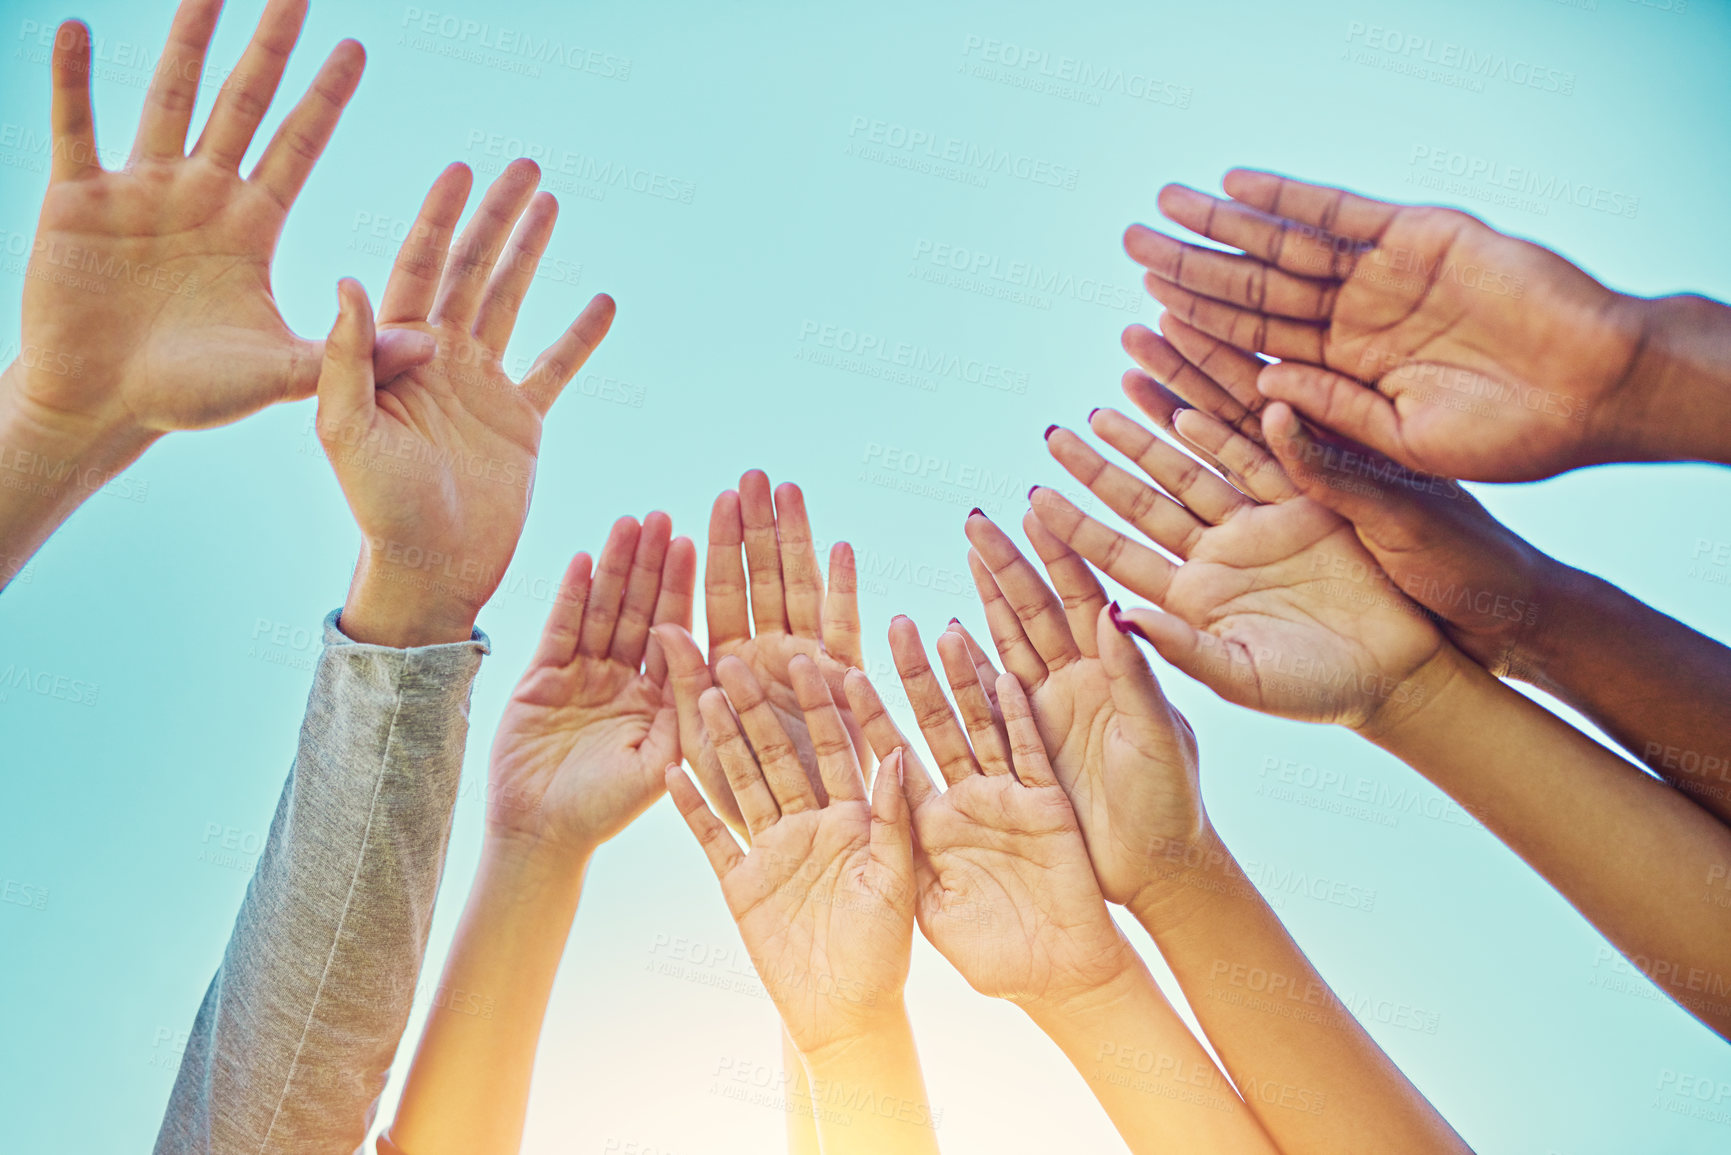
[155,611,490,1155]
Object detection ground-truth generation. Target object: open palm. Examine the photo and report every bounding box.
[954,518,1207,901]
[1134,170,1645,481]
[488,516,693,854]
[670,657,913,1056]
[1035,416,1446,729]
[15,5,427,439]
[316,160,614,637]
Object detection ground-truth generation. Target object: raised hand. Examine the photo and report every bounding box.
[1126,169,1730,481]
[7,1,429,444]
[864,619,1141,1006]
[1118,317,1553,678]
[486,514,695,858]
[850,625,1278,1155]
[1033,413,1447,730]
[943,516,1208,904]
[315,160,615,647]
[667,656,912,1057]
[654,472,863,835]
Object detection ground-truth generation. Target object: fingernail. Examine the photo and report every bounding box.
[968,507,985,519]
[1088,407,1101,422]
[948,617,961,626]
[1043,424,1059,440]
[1028,485,1040,501]
[1108,601,1131,634]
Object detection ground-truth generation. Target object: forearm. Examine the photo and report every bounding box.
[797,1006,941,1155]
[1366,646,1731,1039]
[0,364,154,585]
[1024,961,1276,1155]
[783,1029,823,1155]
[1128,829,1467,1155]
[156,615,488,1155]
[386,835,589,1155]
[1611,292,1731,466]
[1517,561,1731,826]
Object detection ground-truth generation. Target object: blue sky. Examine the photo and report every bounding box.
[2,0,1730,1151]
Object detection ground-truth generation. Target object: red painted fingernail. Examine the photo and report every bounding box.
[1109,602,1154,644]
[1088,408,1101,422]
[968,507,985,519]
[1028,485,1040,501]
[1044,424,1059,440]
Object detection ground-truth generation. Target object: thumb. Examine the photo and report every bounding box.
[1113,605,1253,704]
[1098,603,1182,752]
[1263,401,1452,552]
[372,328,438,382]
[1257,361,1406,464]
[316,278,378,443]
[869,747,914,884]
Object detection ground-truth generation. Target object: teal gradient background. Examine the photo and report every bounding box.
[2,0,1730,1152]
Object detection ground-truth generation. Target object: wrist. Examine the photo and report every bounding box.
[340,547,482,648]
[1600,292,1731,465]
[1022,954,1155,1035]
[0,365,158,571]
[1124,824,1237,939]
[474,829,591,909]
[1501,556,1595,688]
[1350,641,1469,746]
[797,997,914,1072]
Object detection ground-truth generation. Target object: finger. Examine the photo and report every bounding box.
[996,674,1059,789]
[370,329,438,382]
[520,293,615,416]
[1099,603,1187,755]
[377,163,473,325]
[704,490,750,656]
[936,628,1012,776]
[49,21,98,182]
[1142,273,1329,364]
[1171,408,1300,504]
[1027,489,1177,606]
[1114,605,1246,699]
[965,548,1046,688]
[1261,401,1455,533]
[1153,181,1385,281]
[699,686,781,838]
[1124,225,1340,321]
[738,470,789,637]
[667,765,745,879]
[654,623,746,836]
[313,279,376,442]
[1038,427,1218,557]
[1022,510,1111,660]
[1161,314,1271,422]
[716,658,820,815]
[953,622,1004,716]
[430,158,541,331]
[610,511,672,668]
[1088,403,1245,520]
[194,0,306,171]
[249,38,365,210]
[645,536,698,685]
[1221,169,1402,246]
[964,513,1080,670]
[473,191,558,352]
[530,552,592,669]
[1123,327,1259,445]
[1092,407,1256,520]
[790,655,866,803]
[1044,427,1209,559]
[575,516,641,659]
[868,748,914,881]
[131,0,221,163]
[773,483,824,639]
[843,669,940,812]
[821,543,864,667]
[888,616,981,787]
[1257,362,1410,465]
